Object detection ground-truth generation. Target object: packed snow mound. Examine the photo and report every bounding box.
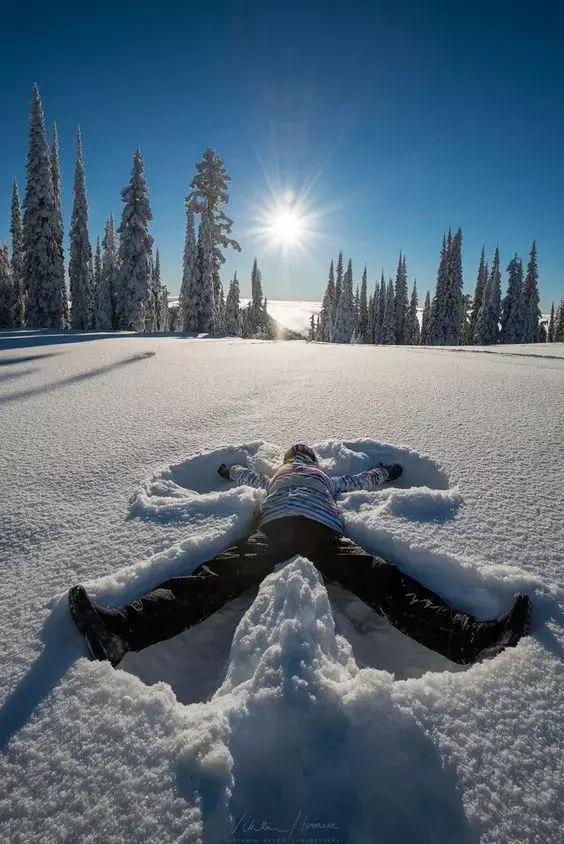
[173,559,477,844]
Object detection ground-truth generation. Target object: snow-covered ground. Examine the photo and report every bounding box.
[0,330,563,843]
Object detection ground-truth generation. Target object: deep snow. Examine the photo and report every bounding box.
[0,330,563,843]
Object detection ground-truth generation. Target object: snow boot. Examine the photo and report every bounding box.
[473,593,532,663]
[68,585,130,667]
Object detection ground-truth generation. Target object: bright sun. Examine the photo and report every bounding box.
[267,208,305,245]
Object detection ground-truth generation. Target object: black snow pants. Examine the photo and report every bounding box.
[119,516,486,665]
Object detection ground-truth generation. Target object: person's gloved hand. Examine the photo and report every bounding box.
[217,463,231,480]
[380,463,403,482]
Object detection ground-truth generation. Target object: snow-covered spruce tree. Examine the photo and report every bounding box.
[353,285,360,338]
[318,260,335,342]
[460,293,472,343]
[69,130,92,330]
[420,290,431,344]
[224,272,242,336]
[186,148,240,334]
[468,247,487,344]
[0,244,14,327]
[150,248,163,331]
[522,240,541,343]
[332,259,355,343]
[367,291,374,344]
[375,272,386,342]
[250,258,264,335]
[23,85,66,328]
[50,123,68,328]
[116,150,154,330]
[405,281,420,344]
[159,286,170,331]
[96,218,115,331]
[445,228,464,344]
[179,207,199,332]
[10,180,25,327]
[500,255,524,343]
[547,302,555,342]
[538,322,547,342]
[475,246,501,345]
[554,300,564,342]
[196,205,215,334]
[429,228,463,345]
[380,278,396,344]
[358,266,369,342]
[394,253,408,343]
[427,234,448,345]
[334,251,344,313]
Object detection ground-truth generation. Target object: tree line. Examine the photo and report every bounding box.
[312,230,564,345]
[0,85,273,338]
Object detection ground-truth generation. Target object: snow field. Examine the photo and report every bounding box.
[0,333,563,843]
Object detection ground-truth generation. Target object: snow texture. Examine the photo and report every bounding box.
[0,332,563,843]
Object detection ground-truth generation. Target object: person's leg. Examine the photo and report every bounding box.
[69,529,278,663]
[312,534,531,665]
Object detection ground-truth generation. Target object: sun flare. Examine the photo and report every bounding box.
[267,208,305,245]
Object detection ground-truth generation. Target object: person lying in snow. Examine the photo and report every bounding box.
[69,443,532,668]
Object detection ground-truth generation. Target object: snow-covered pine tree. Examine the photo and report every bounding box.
[460,293,472,343]
[96,217,115,331]
[358,265,369,342]
[308,313,316,341]
[50,123,68,328]
[367,291,374,344]
[0,244,14,327]
[405,281,420,344]
[475,246,501,345]
[553,300,564,342]
[445,228,464,344]
[10,181,25,327]
[215,282,226,335]
[394,253,409,343]
[179,207,199,332]
[116,149,154,330]
[151,248,162,331]
[547,302,555,342]
[375,272,386,343]
[332,259,355,343]
[196,204,215,334]
[224,272,242,336]
[318,260,335,342]
[522,240,541,343]
[334,251,344,312]
[420,290,431,344]
[159,286,170,331]
[91,236,103,327]
[380,279,396,344]
[538,322,547,342]
[427,234,448,345]
[468,247,487,344]
[353,285,360,338]
[69,130,92,330]
[23,85,66,328]
[186,148,240,334]
[250,258,264,335]
[500,255,524,343]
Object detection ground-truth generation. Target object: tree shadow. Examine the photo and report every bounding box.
[0,352,63,366]
[0,351,155,405]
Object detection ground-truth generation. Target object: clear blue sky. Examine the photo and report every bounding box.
[1,0,563,309]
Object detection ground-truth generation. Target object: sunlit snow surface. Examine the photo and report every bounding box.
[0,330,563,843]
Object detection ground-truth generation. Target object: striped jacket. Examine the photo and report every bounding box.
[228,457,389,534]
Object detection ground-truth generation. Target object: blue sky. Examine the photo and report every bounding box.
[1,0,563,309]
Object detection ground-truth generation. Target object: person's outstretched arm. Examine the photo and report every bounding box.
[333,463,402,494]
[217,463,270,489]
